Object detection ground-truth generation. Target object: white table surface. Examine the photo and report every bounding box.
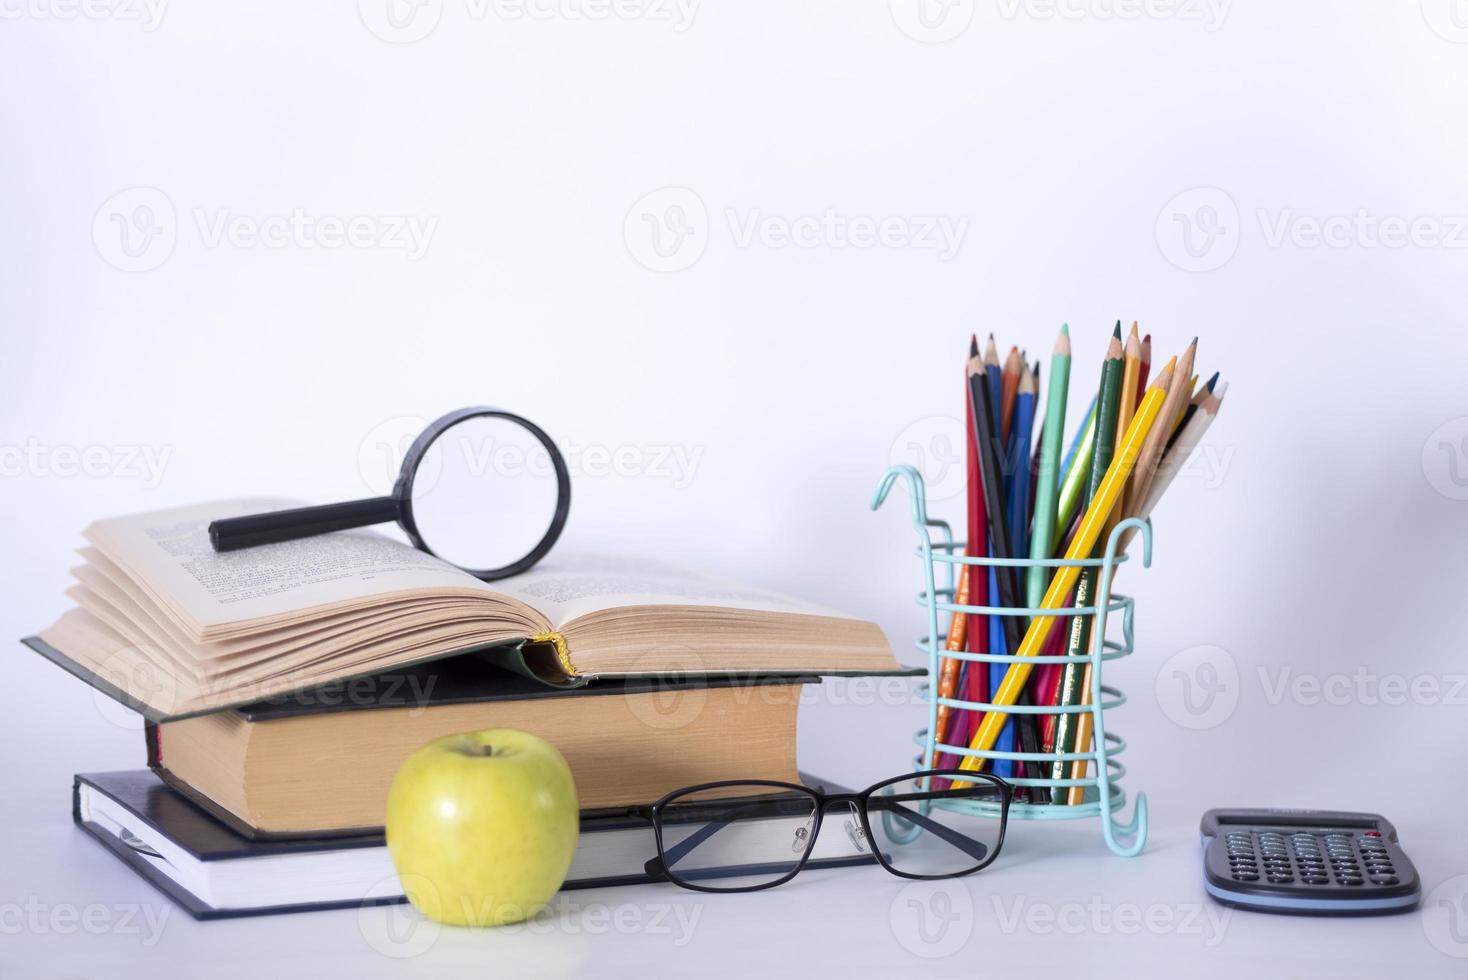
[7,650,1467,979]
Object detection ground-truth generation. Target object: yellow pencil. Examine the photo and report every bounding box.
[1114,323,1142,456]
[956,366,1173,774]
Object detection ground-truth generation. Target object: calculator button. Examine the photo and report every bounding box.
[1340,877,1365,886]
[1364,831,1381,837]
[1370,875,1399,886]
[1302,876,1329,885]
[1267,875,1295,884]
[1232,872,1259,881]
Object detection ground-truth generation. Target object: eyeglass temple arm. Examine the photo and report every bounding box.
[877,797,991,863]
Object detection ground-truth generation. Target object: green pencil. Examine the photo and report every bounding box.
[1049,325,1125,800]
[1052,403,1096,554]
[1027,324,1071,612]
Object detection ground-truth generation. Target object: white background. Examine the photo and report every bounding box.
[4,1,1468,976]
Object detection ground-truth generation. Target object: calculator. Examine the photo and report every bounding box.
[1200,808,1421,915]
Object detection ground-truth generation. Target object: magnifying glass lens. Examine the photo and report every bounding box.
[408,415,562,574]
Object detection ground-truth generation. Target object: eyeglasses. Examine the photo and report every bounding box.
[642,770,1013,893]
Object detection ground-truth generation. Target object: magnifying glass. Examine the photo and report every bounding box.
[208,407,571,581]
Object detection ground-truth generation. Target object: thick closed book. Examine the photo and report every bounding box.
[26,499,906,719]
[74,771,874,919]
[140,661,814,837]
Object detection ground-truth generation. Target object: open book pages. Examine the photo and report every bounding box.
[36,499,899,717]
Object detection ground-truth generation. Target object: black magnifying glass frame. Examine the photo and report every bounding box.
[207,407,571,582]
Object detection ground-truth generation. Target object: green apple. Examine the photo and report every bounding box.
[385,728,578,927]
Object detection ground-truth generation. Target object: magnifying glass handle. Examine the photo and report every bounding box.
[209,497,400,552]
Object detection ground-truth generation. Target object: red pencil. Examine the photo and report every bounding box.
[1136,330,1152,406]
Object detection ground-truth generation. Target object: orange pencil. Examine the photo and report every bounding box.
[999,346,1021,443]
[931,565,970,765]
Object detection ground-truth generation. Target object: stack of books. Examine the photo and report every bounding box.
[26,499,909,918]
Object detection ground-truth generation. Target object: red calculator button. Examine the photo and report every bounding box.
[1365,831,1381,837]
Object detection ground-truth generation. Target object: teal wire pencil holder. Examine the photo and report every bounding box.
[871,464,1150,857]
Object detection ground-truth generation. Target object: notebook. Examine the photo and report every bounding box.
[74,771,875,919]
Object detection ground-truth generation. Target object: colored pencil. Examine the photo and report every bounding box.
[1048,327,1125,795]
[931,563,969,767]
[1142,380,1228,518]
[1136,331,1152,401]
[1028,325,1071,614]
[1168,371,1219,452]
[955,366,1171,774]
[966,362,1047,798]
[1114,323,1142,456]
[1000,347,1021,444]
[1053,406,1097,552]
[1127,338,1197,519]
[964,343,990,736]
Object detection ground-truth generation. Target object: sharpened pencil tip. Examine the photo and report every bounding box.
[1205,370,1219,391]
[1113,321,1122,338]
[1060,323,1069,336]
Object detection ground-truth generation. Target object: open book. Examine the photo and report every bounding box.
[31,500,900,719]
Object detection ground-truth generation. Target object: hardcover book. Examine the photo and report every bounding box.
[26,499,906,719]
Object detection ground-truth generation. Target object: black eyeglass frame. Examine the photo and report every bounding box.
[643,769,1014,893]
